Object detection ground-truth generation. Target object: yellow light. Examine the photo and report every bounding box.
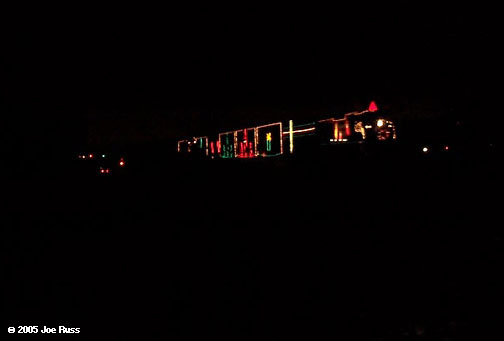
[289,120,294,154]
[266,133,272,142]
[377,119,384,127]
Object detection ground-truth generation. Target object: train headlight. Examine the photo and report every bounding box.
[377,119,384,127]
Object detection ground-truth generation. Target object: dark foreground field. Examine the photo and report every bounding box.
[2,149,502,338]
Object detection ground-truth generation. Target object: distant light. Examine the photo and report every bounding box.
[364,125,372,129]
[82,155,86,159]
[422,147,429,153]
[105,169,110,173]
[89,154,94,158]
[119,158,125,167]
[368,101,378,112]
[444,146,449,151]
[289,120,294,154]
[100,169,105,173]
[377,119,384,127]
[102,154,106,158]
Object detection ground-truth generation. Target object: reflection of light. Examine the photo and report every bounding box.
[377,119,384,127]
[422,147,429,153]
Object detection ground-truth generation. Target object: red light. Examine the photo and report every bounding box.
[100,169,105,173]
[368,101,378,112]
[89,154,94,158]
[444,146,449,151]
[119,158,125,167]
[105,169,110,173]
[345,121,351,136]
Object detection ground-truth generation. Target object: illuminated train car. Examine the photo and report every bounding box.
[236,128,257,158]
[178,101,396,159]
[256,122,283,157]
[177,137,209,157]
[218,131,236,159]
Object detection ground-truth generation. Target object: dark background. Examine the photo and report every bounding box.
[2,4,501,162]
[2,4,503,339]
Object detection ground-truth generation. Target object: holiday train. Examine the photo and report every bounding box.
[177,101,397,159]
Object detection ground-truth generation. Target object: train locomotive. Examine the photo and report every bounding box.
[177,101,397,159]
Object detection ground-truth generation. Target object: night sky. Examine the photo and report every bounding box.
[2,6,503,338]
[1,5,500,158]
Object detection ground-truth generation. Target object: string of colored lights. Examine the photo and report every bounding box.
[176,102,396,158]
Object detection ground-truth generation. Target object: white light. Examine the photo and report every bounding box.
[289,120,294,154]
[422,147,429,153]
[377,119,384,127]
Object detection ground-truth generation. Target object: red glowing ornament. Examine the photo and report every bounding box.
[368,101,378,112]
